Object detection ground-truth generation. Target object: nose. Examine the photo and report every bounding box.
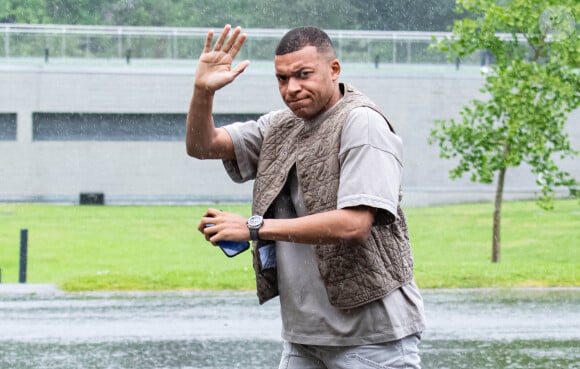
[287,77,301,95]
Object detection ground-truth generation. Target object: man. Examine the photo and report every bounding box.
[187,24,426,369]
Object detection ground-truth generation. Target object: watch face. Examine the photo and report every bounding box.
[248,215,263,229]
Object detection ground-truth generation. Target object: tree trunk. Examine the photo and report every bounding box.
[492,166,507,263]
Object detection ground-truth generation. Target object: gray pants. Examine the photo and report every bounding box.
[278,334,421,369]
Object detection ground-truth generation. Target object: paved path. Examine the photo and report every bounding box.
[1,286,578,369]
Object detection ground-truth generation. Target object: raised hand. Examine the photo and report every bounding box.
[194,24,250,93]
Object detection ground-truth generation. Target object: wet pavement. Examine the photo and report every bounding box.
[0,286,578,369]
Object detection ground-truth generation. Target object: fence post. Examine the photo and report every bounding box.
[392,34,397,64]
[19,229,28,284]
[4,26,9,58]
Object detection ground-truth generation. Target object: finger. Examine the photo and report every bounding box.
[213,24,231,51]
[228,32,247,58]
[200,217,217,231]
[198,208,218,232]
[204,225,216,239]
[223,26,242,53]
[201,208,217,218]
[202,30,214,53]
[208,232,218,244]
[232,60,251,77]
[204,208,222,217]
[197,217,215,233]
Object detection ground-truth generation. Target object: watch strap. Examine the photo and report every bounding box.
[249,227,260,241]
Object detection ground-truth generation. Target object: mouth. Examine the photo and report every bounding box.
[287,97,308,111]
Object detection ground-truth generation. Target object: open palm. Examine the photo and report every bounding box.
[194,25,250,92]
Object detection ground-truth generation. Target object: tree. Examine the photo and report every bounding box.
[429,0,579,263]
[0,0,50,23]
[348,0,458,31]
[1,0,460,31]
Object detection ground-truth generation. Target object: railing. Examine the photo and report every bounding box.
[1,23,483,65]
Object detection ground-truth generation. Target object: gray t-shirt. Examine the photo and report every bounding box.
[223,101,426,346]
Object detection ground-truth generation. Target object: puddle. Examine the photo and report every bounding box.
[1,288,578,369]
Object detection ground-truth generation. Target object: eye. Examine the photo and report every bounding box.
[298,70,311,79]
[277,75,288,83]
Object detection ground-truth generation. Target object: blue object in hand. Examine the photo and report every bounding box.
[205,224,250,257]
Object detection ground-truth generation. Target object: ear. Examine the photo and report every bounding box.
[330,59,341,82]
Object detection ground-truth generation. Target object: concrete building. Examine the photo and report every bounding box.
[1,58,578,207]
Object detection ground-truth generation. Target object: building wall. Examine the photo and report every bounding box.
[0,63,578,207]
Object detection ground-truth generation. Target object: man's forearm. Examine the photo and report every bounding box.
[259,207,375,245]
[186,88,215,158]
[185,25,248,161]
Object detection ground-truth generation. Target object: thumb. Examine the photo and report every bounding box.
[232,60,250,77]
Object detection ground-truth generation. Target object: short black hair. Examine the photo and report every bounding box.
[275,26,336,57]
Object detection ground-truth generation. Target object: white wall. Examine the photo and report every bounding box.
[0,62,578,206]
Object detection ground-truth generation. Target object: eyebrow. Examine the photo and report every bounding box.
[275,67,312,80]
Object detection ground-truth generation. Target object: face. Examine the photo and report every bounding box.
[274,46,341,120]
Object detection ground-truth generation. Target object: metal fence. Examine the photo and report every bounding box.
[1,23,483,65]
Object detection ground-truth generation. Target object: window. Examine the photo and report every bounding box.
[0,113,17,141]
[32,113,260,141]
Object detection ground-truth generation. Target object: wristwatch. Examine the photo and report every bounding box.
[247,215,264,241]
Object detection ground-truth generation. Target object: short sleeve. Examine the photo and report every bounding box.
[337,107,403,223]
[221,113,272,183]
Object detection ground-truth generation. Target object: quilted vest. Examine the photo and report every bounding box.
[251,83,415,309]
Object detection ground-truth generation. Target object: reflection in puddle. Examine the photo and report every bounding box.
[1,288,578,369]
[1,340,282,369]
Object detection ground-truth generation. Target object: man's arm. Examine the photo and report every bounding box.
[186,24,250,160]
[259,207,375,245]
[199,207,375,246]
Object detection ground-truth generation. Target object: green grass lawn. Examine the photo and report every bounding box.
[0,200,578,291]
[408,199,579,288]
